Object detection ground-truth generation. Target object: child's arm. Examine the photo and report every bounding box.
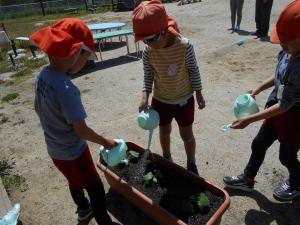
[249,75,275,97]
[73,120,117,149]
[231,103,288,129]
[139,48,154,112]
[185,42,205,109]
[139,91,151,112]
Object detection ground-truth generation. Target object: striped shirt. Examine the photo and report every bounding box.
[142,37,202,104]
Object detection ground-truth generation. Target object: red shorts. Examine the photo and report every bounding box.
[264,107,300,147]
[151,96,195,127]
[52,145,101,190]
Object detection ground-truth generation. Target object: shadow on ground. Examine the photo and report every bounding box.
[71,51,142,79]
[105,188,158,225]
[234,29,252,36]
[225,188,300,225]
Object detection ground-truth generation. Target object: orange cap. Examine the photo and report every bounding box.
[132,0,180,42]
[270,0,300,44]
[30,18,97,59]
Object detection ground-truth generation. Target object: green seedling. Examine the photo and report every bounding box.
[143,171,158,183]
[117,150,140,168]
[128,151,140,159]
[196,193,210,210]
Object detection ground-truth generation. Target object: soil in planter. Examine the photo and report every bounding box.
[108,150,223,225]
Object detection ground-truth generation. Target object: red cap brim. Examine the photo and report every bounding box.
[270,26,281,44]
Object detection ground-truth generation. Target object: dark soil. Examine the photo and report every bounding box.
[104,150,223,225]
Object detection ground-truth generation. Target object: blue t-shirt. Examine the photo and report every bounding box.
[35,67,87,160]
[267,50,300,109]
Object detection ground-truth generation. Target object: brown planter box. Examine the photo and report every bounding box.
[97,142,230,225]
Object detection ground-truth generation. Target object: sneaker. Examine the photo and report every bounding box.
[223,174,254,192]
[273,180,300,202]
[251,31,260,36]
[235,26,240,30]
[187,163,199,175]
[76,205,93,222]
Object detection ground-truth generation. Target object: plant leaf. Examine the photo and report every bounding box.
[153,177,157,183]
[197,193,210,209]
[143,172,153,181]
[128,151,140,158]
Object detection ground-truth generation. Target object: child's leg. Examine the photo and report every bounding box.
[159,124,172,159]
[230,0,237,29]
[86,181,113,225]
[69,186,90,210]
[179,125,195,164]
[244,124,277,179]
[279,144,300,188]
[236,0,244,28]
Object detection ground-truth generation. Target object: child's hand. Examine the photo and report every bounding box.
[139,99,149,112]
[196,91,205,110]
[230,118,250,129]
[103,138,118,149]
[248,89,259,99]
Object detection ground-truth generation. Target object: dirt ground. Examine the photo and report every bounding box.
[1,0,300,224]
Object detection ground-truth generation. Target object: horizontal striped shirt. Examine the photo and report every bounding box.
[142,37,202,104]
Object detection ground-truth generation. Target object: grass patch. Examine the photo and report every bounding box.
[0,113,9,124]
[12,68,32,78]
[0,157,27,194]
[81,89,91,94]
[1,93,19,102]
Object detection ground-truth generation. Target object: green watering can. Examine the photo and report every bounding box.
[99,139,128,167]
[137,107,160,130]
[222,93,259,131]
[233,93,259,118]
[137,107,160,150]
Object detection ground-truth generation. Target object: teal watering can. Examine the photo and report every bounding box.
[222,93,259,131]
[99,139,128,167]
[137,107,160,150]
[137,107,160,130]
[233,93,259,118]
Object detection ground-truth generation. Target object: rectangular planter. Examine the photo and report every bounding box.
[97,142,230,225]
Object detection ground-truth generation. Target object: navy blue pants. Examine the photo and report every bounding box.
[255,0,273,36]
[69,181,113,225]
[244,124,300,188]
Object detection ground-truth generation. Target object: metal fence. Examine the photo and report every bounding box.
[0,0,112,20]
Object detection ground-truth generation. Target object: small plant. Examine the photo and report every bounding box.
[1,93,19,102]
[117,150,140,168]
[143,170,158,184]
[196,193,210,210]
[188,192,210,214]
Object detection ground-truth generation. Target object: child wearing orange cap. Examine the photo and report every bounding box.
[30,18,120,224]
[223,0,300,201]
[133,0,205,175]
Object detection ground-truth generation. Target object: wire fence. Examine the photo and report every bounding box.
[0,0,113,20]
